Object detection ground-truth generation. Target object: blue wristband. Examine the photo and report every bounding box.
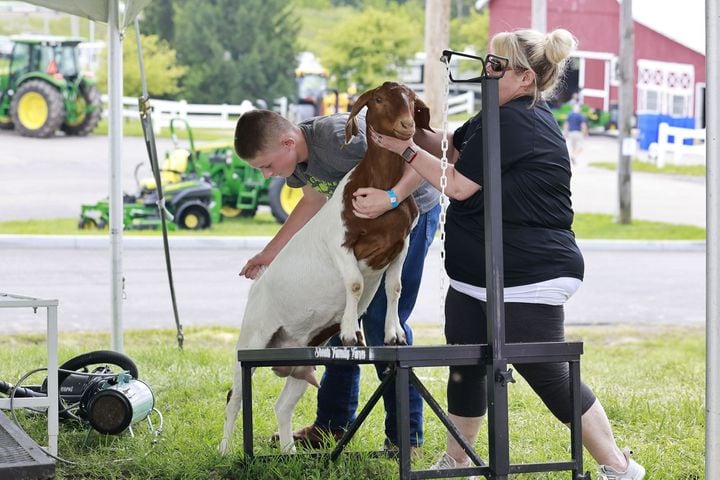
[387,189,399,209]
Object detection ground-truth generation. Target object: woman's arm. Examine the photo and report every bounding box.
[370,127,481,201]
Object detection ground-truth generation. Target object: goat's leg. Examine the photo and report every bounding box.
[220,361,248,455]
[383,238,410,345]
[331,249,366,346]
[274,376,311,453]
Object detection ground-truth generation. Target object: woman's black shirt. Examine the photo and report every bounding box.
[445,96,584,288]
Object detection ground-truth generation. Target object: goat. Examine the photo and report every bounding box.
[220,82,430,455]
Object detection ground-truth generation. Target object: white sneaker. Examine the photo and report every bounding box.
[430,452,477,480]
[597,448,646,480]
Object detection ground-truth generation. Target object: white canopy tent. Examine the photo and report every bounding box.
[23,0,151,354]
[18,1,720,475]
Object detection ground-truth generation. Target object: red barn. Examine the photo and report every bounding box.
[487,0,706,148]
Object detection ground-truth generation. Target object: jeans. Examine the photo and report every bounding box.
[315,203,440,447]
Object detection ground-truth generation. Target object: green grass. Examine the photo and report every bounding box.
[590,160,706,177]
[0,325,704,479]
[92,118,236,142]
[0,212,283,237]
[571,213,706,240]
[0,212,705,240]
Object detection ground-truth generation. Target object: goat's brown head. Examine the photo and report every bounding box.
[344,82,432,144]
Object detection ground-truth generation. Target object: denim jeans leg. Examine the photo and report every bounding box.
[314,333,360,430]
[361,205,440,447]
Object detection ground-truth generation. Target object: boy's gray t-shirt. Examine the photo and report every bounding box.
[289,112,439,214]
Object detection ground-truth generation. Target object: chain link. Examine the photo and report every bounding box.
[438,57,451,325]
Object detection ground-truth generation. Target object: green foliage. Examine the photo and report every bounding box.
[96,30,186,98]
[173,0,299,105]
[450,8,489,52]
[138,0,177,43]
[318,6,420,91]
[294,0,332,7]
[295,6,355,53]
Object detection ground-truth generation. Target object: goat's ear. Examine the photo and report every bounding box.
[344,89,374,144]
[414,97,435,133]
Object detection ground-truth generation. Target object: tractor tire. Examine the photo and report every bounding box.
[177,203,211,230]
[10,79,65,138]
[268,177,304,224]
[62,83,103,136]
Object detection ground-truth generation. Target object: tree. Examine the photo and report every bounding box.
[96,30,187,98]
[450,8,488,52]
[139,0,177,43]
[173,0,299,105]
[319,6,419,92]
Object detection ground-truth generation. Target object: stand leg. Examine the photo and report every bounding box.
[46,305,58,456]
[242,365,254,458]
[331,369,394,461]
[395,366,411,480]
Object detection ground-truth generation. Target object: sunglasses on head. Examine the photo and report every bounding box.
[440,50,511,82]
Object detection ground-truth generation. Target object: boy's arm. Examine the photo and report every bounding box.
[350,165,424,219]
[239,184,327,279]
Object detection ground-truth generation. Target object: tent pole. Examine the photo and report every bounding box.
[706,1,719,477]
[108,0,124,353]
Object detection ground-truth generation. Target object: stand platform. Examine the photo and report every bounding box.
[236,342,588,479]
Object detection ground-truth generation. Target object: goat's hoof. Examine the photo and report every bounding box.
[340,331,361,346]
[385,333,407,346]
[219,439,230,456]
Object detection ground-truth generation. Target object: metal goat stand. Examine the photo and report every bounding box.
[235,74,590,479]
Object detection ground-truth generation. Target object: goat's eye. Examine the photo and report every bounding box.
[374,97,383,104]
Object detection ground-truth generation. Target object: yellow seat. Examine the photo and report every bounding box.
[140,149,190,190]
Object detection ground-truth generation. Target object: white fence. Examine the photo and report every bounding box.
[103,95,256,133]
[103,90,474,132]
[648,122,706,167]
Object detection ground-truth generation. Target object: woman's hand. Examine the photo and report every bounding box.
[352,187,393,219]
[239,250,275,279]
[368,126,413,155]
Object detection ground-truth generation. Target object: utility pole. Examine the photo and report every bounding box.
[531,0,547,33]
[706,1,720,477]
[617,0,634,224]
[423,0,450,129]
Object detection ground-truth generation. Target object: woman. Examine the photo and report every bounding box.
[360,28,645,480]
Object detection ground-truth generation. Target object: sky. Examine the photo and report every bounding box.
[631,0,706,54]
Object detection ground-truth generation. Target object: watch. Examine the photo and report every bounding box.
[401,146,418,163]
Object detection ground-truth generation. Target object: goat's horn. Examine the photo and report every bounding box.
[344,89,374,144]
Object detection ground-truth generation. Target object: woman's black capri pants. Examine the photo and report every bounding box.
[444,286,596,423]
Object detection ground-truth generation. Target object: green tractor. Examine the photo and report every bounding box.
[0,35,102,138]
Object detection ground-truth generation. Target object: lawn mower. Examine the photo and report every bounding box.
[78,118,304,231]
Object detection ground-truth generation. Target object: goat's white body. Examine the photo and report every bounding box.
[220,168,410,454]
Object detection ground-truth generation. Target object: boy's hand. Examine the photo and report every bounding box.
[352,187,393,219]
[240,250,275,279]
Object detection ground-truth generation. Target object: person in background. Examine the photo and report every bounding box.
[234,108,440,455]
[366,28,645,480]
[564,103,589,164]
